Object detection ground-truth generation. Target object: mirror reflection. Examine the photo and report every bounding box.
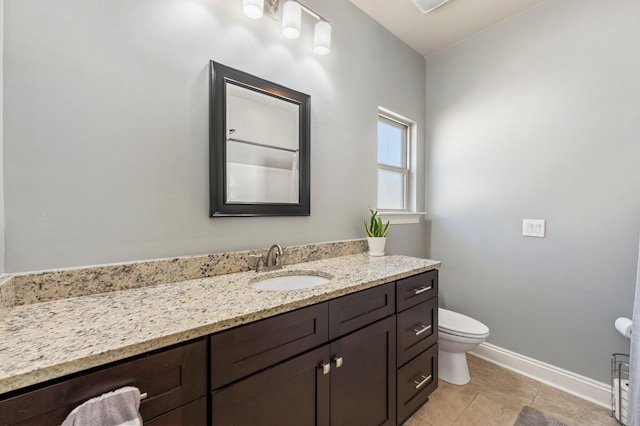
[226,84,299,204]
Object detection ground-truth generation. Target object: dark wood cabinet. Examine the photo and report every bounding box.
[211,346,330,426]
[395,270,439,425]
[396,270,438,312]
[328,282,394,340]
[0,339,208,426]
[211,316,396,426]
[330,315,396,426]
[210,286,398,426]
[210,302,329,389]
[146,397,208,426]
[397,296,438,366]
[397,344,438,424]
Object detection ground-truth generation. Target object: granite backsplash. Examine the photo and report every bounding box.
[1,239,368,309]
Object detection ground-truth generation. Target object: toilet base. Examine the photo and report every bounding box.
[438,350,471,385]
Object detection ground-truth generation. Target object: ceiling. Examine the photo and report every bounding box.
[349,0,546,57]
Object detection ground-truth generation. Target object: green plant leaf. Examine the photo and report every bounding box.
[381,221,390,237]
[364,219,373,237]
[364,207,390,238]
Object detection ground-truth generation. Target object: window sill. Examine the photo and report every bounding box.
[377,211,426,225]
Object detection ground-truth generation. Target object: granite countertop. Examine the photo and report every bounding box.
[0,253,440,395]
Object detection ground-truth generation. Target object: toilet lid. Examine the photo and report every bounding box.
[439,308,490,337]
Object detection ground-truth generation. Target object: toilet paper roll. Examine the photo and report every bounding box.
[615,317,632,338]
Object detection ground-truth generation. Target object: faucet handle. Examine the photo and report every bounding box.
[249,254,264,272]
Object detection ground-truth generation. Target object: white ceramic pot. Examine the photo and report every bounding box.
[367,237,387,257]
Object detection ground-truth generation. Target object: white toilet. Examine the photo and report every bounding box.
[438,308,490,385]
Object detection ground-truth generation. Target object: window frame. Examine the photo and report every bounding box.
[377,112,411,212]
[376,107,425,224]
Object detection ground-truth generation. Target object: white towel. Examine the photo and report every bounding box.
[61,386,143,426]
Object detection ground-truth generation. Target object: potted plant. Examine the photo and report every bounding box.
[364,208,390,256]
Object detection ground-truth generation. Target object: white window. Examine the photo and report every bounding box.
[376,108,424,224]
[377,112,410,210]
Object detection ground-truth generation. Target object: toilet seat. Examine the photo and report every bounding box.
[439,308,490,339]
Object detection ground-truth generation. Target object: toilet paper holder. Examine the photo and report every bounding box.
[615,317,632,339]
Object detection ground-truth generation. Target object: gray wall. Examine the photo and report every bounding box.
[427,0,640,383]
[2,0,427,272]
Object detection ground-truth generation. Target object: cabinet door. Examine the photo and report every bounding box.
[211,346,330,426]
[330,316,396,426]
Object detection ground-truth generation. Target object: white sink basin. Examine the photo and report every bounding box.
[251,273,331,291]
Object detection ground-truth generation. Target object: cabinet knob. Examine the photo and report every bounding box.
[332,355,343,368]
[412,324,432,336]
[319,361,331,375]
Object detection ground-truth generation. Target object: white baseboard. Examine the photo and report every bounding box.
[470,342,611,409]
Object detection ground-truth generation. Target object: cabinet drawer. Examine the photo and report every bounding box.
[145,396,206,426]
[396,270,438,312]
[0,339,208,426]
[397,297,438,367]
[329,282,394,340]
[211,302,329,389]
[397,343,438,425]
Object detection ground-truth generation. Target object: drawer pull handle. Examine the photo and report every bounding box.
[412,324,432,336]
[332,355,344,368]
[319,361,331,375]
[140,392,148,400]
[412,285,432,295]
[413,374,432,389]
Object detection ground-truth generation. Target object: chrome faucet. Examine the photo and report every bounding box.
[265,244,284,270]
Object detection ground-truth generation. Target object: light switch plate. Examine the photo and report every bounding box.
[523,219,545,237]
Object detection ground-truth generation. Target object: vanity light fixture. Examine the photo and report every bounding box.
[410,0,451,14]
[242,0,332,55]
[313,20,331,55]
[282,1,301,39]
[242,0,264,19]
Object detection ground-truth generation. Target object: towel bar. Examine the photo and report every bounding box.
[140,392,148,401]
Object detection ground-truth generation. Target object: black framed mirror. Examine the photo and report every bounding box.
[209,61,310,217]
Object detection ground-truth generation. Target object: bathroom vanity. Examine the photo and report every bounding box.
[0,247,439,425]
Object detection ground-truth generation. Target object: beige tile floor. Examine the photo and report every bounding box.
[404,354,619,426]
